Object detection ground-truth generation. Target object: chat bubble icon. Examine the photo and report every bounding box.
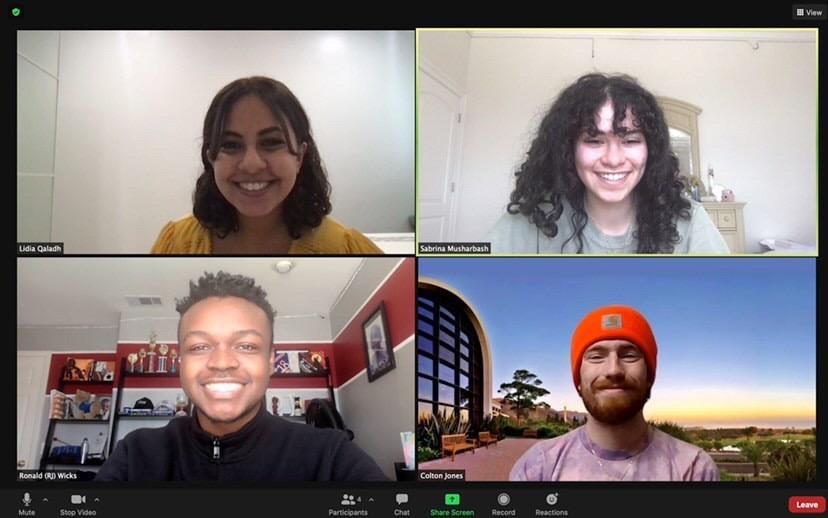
[396,493,409,505]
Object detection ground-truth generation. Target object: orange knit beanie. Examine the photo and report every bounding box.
[571,305,657,388]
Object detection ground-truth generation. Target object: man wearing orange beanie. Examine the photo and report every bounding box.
[510,305,719,481]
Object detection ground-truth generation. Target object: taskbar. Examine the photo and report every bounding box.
[3,487,828,518]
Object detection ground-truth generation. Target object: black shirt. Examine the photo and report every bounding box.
[95,406,388,481]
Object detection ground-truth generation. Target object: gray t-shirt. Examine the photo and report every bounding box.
[486,199,729,254]
[509,425,720,481]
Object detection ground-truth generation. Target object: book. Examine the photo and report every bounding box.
[273,352,291,373]
[299,351,326,373]
[49,389,68,419]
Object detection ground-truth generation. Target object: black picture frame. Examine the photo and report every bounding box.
[362,302,395,382]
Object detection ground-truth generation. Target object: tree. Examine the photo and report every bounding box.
[498,369,550,426]
[650,421,691,442]
[696,439,713,451]
[712,439,723,451]
[743,426,758,439]
[736,441,764,478]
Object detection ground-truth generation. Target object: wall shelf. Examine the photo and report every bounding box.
[121,371,180,378]
[116,415,177,420]
[49,419,110,424]
[39,374,115,471]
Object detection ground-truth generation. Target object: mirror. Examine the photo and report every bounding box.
[657,97,704,195]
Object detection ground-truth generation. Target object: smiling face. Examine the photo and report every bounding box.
[179,296,274,437]
[211,94,307,222]
[575,101,648,209]
[578,339,651,425]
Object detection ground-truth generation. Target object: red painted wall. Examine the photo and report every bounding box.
[45,258,415,393]
[331,258,415,386]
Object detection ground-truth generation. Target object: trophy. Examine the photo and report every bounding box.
[158,344,169,373]
[170,348,179,373]
[138,348,147,373]
[127,353,138,373]
[147,343,157,373]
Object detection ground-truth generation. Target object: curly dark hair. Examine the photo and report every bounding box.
[194,77,332,240]
[176,271,276,344]
[507,73,690,253]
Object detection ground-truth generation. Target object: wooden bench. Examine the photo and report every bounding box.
[478,431,498,448]
[441,433,476,461]
[522,429,538,438]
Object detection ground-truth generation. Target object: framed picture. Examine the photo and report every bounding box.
[62,358,95,381]
[94,396,113,420]
[362,302,395,382]
[91,361,115,381]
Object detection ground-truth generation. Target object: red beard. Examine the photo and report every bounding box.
[580,377,650,425]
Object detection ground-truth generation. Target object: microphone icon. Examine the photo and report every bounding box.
[22,492,32,506]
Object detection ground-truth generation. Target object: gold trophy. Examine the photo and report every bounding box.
[158,344,169,373]
[147,343,157,373]
[138,348,147,373]
[170,348,179,373]
[127,353,138,373]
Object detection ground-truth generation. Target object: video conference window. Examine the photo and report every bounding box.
[417,29,817,255]
[416,257,816,481]
[17,257,415,481]
[16,31,415,254]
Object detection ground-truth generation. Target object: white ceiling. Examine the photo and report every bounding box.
[468,30,816,42]
[17,258,365,327]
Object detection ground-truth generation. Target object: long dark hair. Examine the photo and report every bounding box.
[194,77,331,239]
[507,73,690,253]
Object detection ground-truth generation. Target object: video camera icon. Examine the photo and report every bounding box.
[71,495,86,504]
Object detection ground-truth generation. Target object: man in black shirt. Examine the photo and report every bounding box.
[96,271,387,481]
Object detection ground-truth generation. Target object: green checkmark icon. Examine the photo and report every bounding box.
[11,7,21,16]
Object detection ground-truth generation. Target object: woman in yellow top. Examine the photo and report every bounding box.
[151,77,382,255]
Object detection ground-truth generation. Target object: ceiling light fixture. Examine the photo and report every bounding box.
[273,260,294,274]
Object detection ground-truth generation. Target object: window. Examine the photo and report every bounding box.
[419,378,434,401]
[418,336,434,355]
[418,354,433,376]
[417,287,484,431]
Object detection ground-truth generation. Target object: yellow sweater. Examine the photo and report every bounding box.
[151,215,383,254]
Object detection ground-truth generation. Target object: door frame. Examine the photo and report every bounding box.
[418,57,467,242]
[17,351,51,470]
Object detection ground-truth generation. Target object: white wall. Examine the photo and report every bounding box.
[17,31,60,242]
[437,31,817,253]
[117,308,332,344]
[336,337,414,480]
[28,30,414,253]
[418,30,471,92]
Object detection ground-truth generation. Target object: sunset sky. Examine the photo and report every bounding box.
[419,258,816,429]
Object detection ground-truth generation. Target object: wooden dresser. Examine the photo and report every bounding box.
[701,202,746,253]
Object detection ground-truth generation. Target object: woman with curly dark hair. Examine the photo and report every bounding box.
[486,73,728,254]
[151,77,382,254]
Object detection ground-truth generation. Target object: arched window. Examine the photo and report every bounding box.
[417,286,484,431]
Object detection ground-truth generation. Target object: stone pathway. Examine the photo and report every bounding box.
[418,438,542,481]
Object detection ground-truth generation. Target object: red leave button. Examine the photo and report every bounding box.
[789,496,826,514]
